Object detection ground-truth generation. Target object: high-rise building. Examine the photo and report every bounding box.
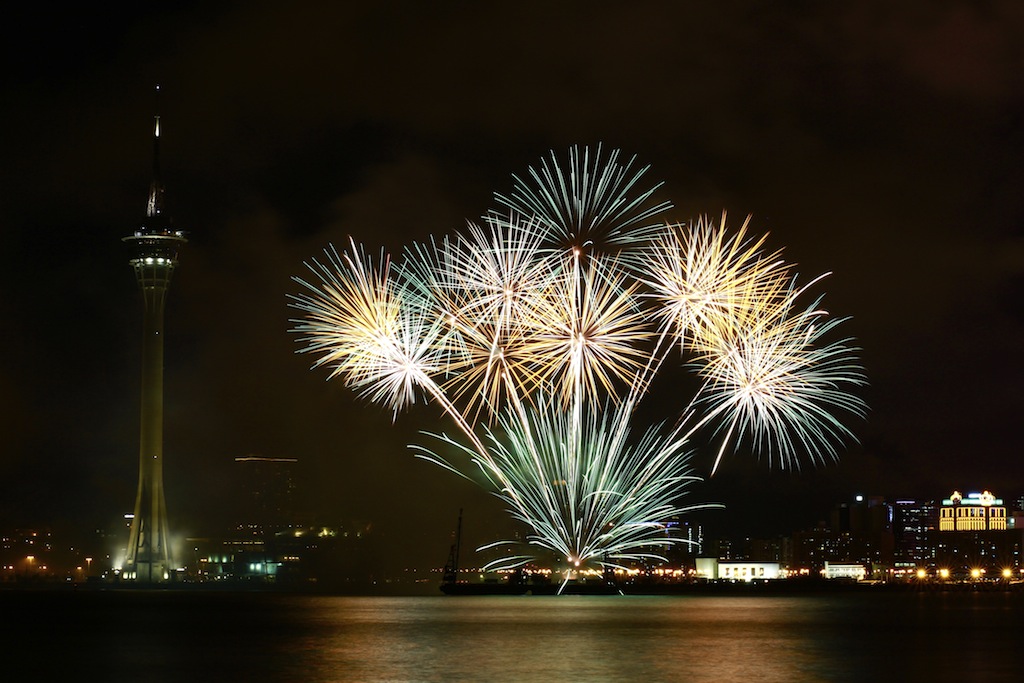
[121,89,187,582]
[235,456,301,533]
[892,499,938,565]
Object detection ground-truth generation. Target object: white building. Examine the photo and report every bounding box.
[695,558,781,581]
[823,562,866,580]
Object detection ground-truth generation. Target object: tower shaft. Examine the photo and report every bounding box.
[123,261,175,581]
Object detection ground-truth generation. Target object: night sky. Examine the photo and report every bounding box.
[2,1,1023,570]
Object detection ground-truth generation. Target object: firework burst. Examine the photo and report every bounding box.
[522,253,653,410]
[398,215,556,418]
[291,239,442,413]
[415,398,707,572]
[491,143,672,258]
[639,212,790,352]
[695,279,868,473]
[290,146,866,576]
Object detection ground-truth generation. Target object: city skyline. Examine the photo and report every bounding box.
[5,484,1024,584]
[2,3,1023,571]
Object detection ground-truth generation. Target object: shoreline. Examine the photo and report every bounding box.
[4,577,1024,598]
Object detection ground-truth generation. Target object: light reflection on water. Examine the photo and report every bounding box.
[300,596,822,681]
[289,592,1023,682]
[4,590,1023,682]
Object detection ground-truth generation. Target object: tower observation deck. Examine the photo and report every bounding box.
[121,88,186,582]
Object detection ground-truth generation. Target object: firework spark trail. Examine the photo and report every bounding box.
[290,145,867,573]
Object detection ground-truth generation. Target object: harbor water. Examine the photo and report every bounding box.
[3,588,1022,681]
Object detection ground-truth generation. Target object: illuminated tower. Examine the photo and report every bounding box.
[122,89,186,582]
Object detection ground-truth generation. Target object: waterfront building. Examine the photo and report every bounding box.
[695,558,781,581]
[824,561,867,580]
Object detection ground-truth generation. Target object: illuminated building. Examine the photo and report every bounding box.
[823,562,866,580]
[695,558,780,581]
[121,90,187,583]
[925,490,1022,578]
[939,490,1007,531]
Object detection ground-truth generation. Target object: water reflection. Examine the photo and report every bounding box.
[302,596,837,681]
[4,590,1022,682]
[296,593,1024,682]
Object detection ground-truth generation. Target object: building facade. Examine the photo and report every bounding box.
[695,558,781,581]
[939,491,1007,531]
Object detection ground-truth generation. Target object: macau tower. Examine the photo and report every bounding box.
[121,89,186,582]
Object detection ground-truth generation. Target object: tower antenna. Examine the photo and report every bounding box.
[147,84,165,220]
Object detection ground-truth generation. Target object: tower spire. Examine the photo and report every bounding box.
[146,85,166,222]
